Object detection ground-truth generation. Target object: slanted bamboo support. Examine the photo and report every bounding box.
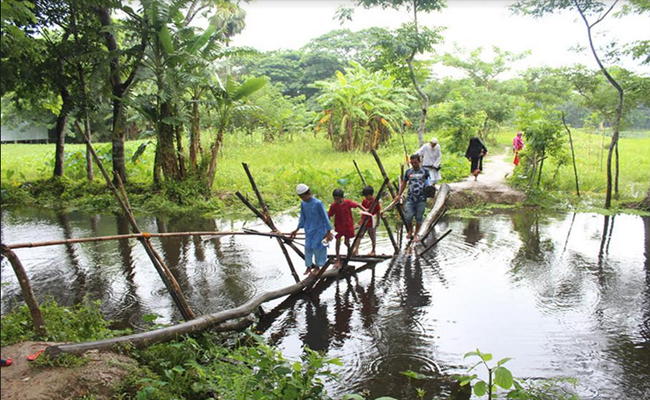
[353,159,398,252]
[419,229,452,256]
[81,130,195,321]
[242,163,300,283]
[1,244,46,337]
[371,149,408,227]
[340,178,390,273]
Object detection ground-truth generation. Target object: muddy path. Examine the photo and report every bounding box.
[446,150,526,207]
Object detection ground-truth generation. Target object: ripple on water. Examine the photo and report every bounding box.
[335,353,443,398]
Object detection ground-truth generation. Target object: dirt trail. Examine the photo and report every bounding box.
[1,341,136,400]
[446,149,525,207]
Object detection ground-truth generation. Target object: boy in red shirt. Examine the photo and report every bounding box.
[328,188,366,268]
[360,185,381,256]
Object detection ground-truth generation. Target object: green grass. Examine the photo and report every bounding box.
[0,131,466,216]
[1,127,648,215]
[504,127,650,204]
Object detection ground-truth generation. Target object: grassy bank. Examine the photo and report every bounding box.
[0,131,466,217]
[1,128,648,216]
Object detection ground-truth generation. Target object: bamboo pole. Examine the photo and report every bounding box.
[80,130,195,320]
[352,159,398,252]
[1,244,47,337]
[242,163,300,283]
[5,230,303,250]
[418,229,452,256]
[370,149,408,226]
[235,192,305,259]
[353,160,367,186]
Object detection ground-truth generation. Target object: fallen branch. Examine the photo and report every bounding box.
[45,274,319,357]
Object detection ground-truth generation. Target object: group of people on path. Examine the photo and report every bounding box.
[290,132,524,276]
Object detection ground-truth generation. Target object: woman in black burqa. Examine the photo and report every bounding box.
[465,136,488,181]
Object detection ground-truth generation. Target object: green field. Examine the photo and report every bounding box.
[1,128,648,215]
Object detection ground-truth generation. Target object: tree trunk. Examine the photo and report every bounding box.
[406,54,428,147]
[157,102,180,181]
[176,124,186,179]
[97,6,144,185]
[537,151,545,187]
[574,0,624,209]
[562,113,580,196]
[153,145,162,187]
[614,141,619,199]
[189,92,203,172]
[84,117,94,181]
[206,126,225,189]
[1,245,47,337]
[53,85,71,178]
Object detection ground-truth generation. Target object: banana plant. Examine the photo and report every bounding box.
[314,62,413,151]
[205,74,267,188]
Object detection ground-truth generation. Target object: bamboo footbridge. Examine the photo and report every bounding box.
[1,145,451,357]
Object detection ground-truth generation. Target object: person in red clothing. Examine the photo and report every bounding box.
[328,188,367,268]
[359,185,381,256]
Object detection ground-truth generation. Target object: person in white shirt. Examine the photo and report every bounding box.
[416,137,441,187]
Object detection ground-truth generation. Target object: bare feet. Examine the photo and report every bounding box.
[413,235,420,243]
[303,267,311,275]
[406,232,413,240]
[310,268,320,276]
[333,260,341,269]
[368,251,375,256]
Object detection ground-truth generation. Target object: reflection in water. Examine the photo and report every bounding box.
[462,218,484,245]
[57,212,86,304]
[302,297,330,351]
[1,209,649,399]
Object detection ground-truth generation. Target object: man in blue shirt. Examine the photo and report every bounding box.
[397,154,428,242]
[290,184,333,276]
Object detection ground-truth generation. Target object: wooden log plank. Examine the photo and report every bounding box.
[416,183,450,243]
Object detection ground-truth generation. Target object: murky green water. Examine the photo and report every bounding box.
[2,207,648,399]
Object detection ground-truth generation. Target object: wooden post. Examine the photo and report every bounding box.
[353,160,398,252]
[1,244,47,337]
[371,149,408,226]
[80,131,195,321]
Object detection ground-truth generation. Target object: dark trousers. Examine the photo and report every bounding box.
[470,157,483,173]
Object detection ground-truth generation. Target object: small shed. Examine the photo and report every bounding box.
[1,123,50,143]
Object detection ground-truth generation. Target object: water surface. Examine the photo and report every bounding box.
[1,208,648,399]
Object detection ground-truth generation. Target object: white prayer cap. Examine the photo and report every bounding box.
[296,183,309,195]
[430,137,438,144]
